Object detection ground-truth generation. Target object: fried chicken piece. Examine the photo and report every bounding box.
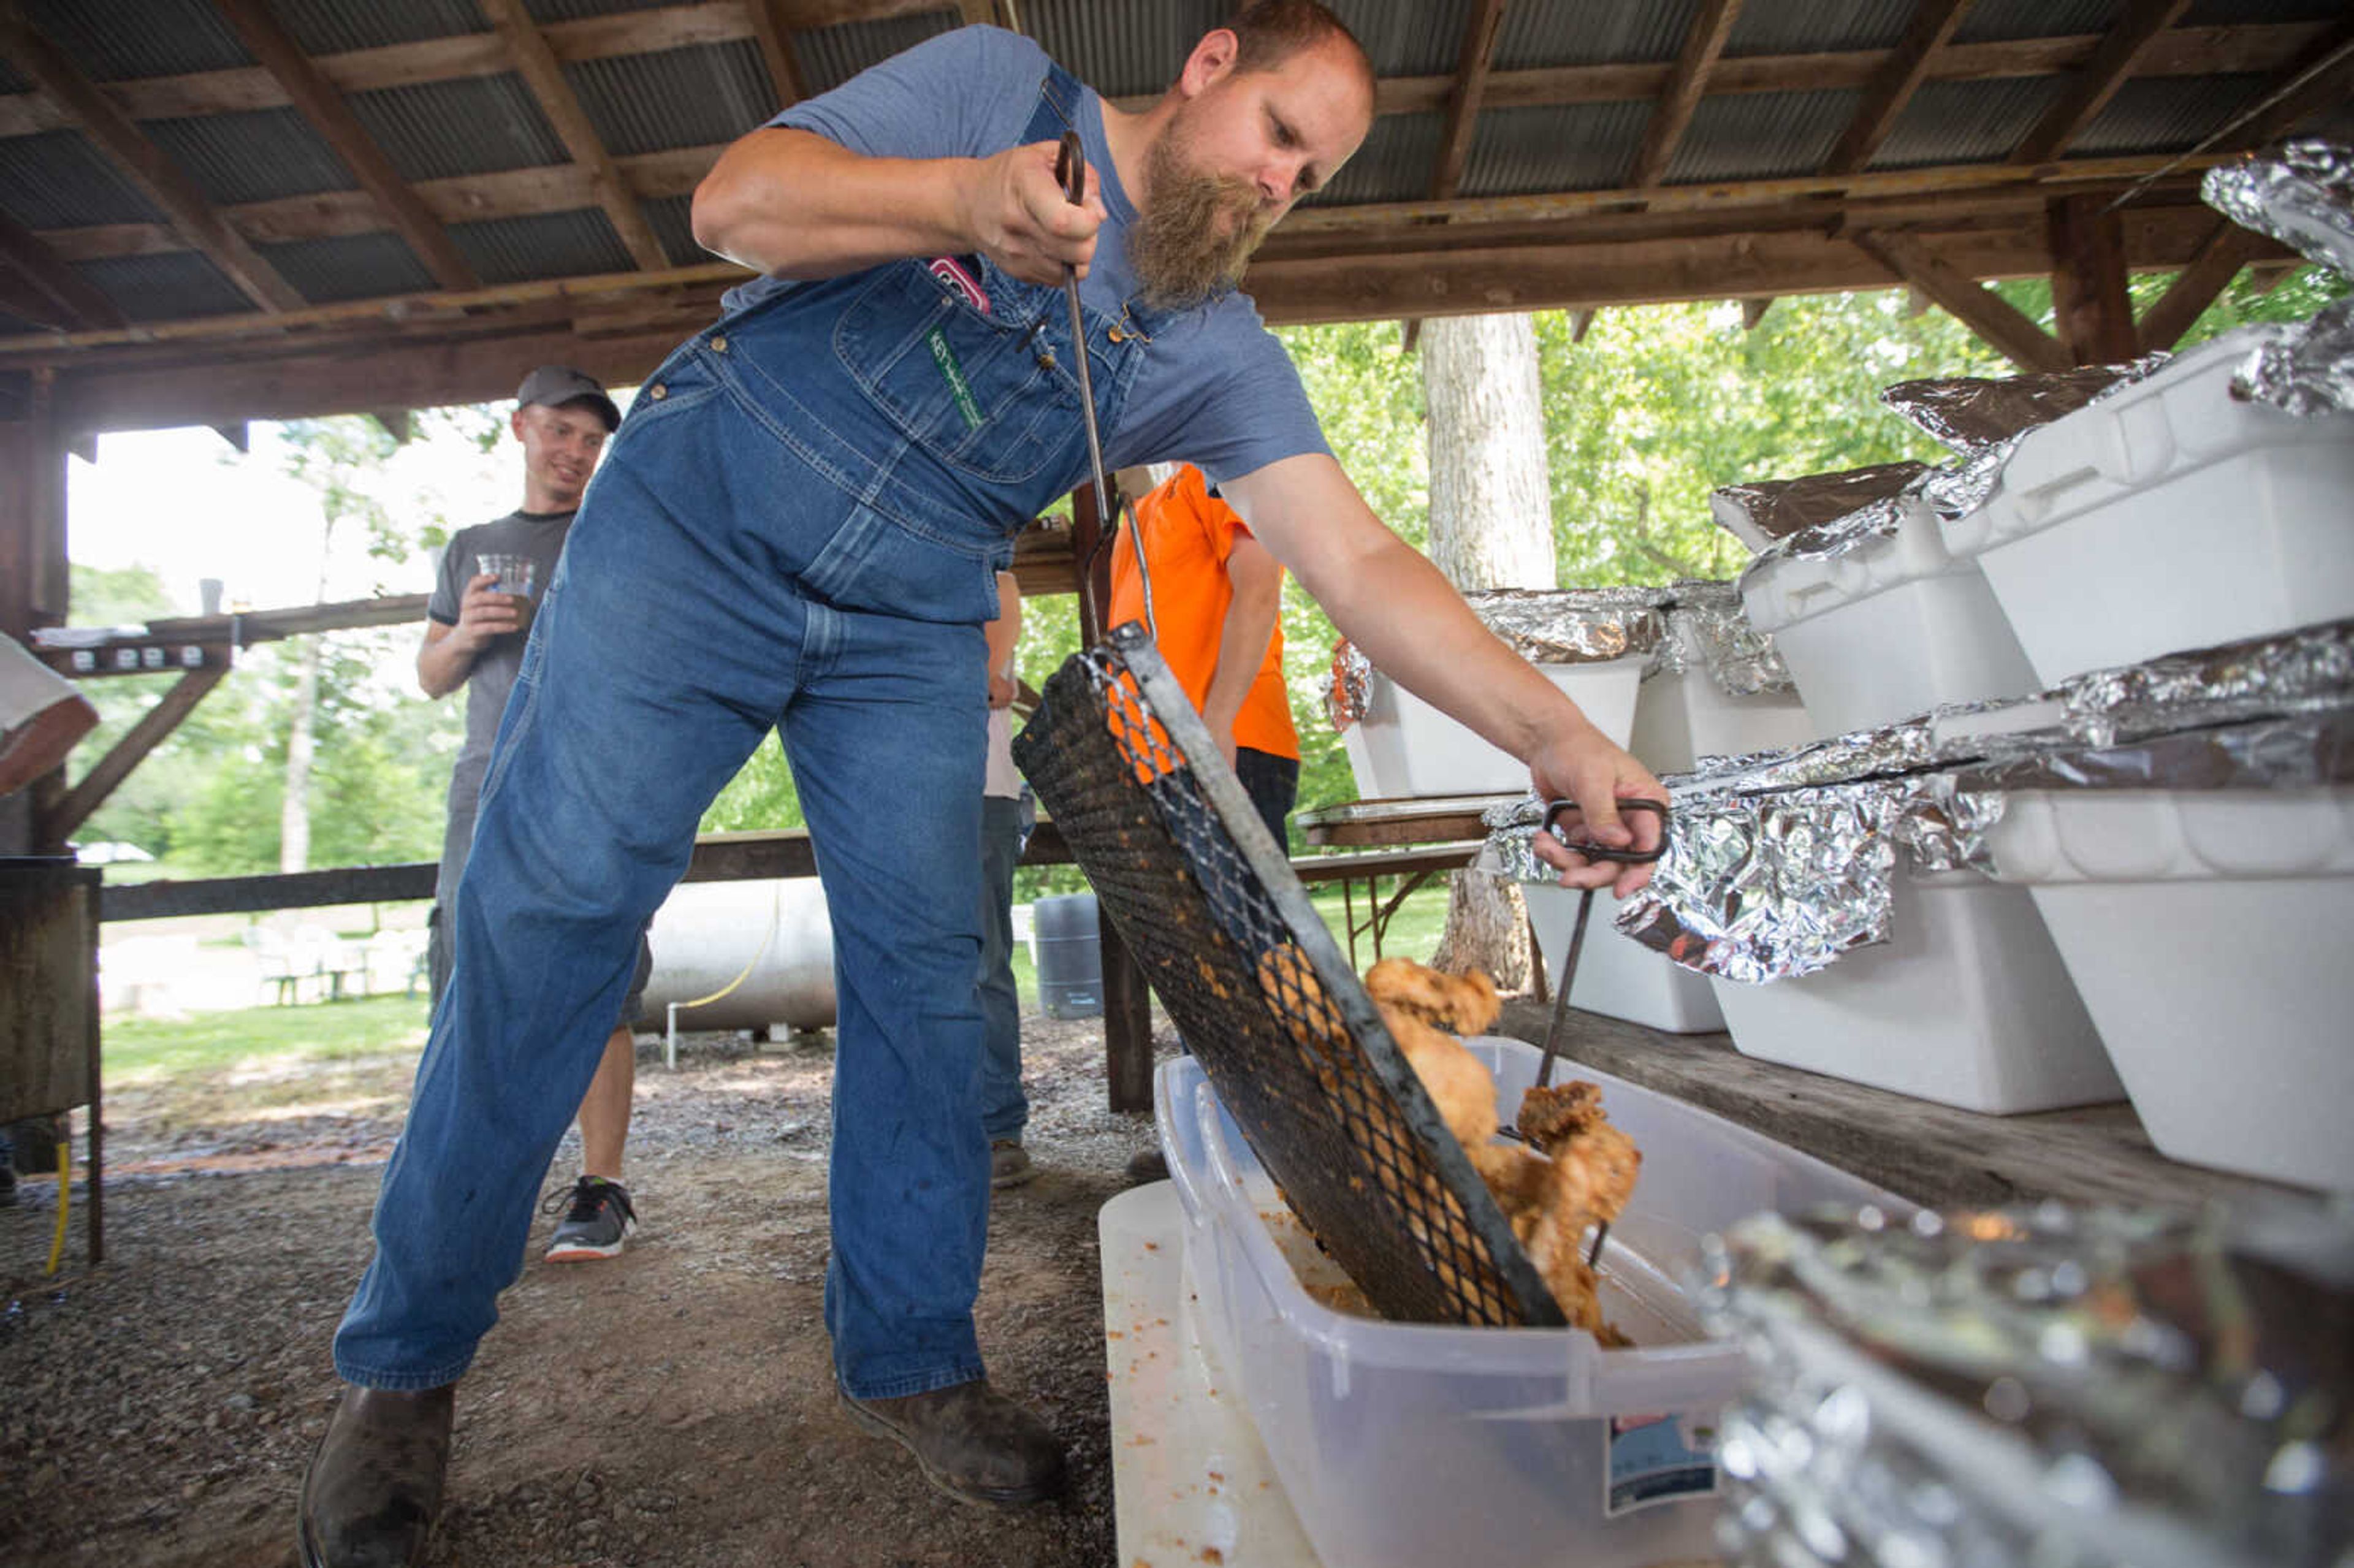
[1365,957,1501,1038]
[1517,1081,1606,1150]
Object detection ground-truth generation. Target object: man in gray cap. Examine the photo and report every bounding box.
[417,365,650,1263]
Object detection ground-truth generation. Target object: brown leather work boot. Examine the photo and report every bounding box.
[839,1378,1067,1507]
[295,1383,455,1568]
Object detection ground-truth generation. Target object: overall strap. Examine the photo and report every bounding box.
[1023,61,1084,146]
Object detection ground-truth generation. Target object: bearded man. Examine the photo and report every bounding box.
[296,5,1666,1562]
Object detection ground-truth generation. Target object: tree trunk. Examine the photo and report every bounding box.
[1420,313,1555,991]
[280,633,319,874]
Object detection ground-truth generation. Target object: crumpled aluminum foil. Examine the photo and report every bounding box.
[2231,297,2354,417]
[1485,618,2354,979]
[1653,579,1796,697]
[1325,639,1373,732]
[1881,363,2156,452]
[1699,1203,2354,1568]
[1711,462,1930,548]
[2203,137,2354,279]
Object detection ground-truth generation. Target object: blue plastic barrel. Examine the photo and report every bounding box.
[1030,891,1104,1020]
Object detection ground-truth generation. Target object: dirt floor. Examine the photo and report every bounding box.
[0,1009,1176,1567]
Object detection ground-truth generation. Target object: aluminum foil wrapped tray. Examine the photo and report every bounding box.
[1699,1201,2354,1568]
[1485,618,2354,983]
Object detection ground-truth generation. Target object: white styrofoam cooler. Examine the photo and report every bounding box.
[1949,329,2354,685]
[1628,615,1817,775]
[1709,871,2124,1114]
[1154,1041,1908,1568]
[1341,657,1644,798]
[1742,497,2041,739]
[1985,786,2354,1190]
[1526,881,1724,1033]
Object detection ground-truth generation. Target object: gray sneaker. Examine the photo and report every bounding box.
[543,1176,636,1262]
[989,1140,1035,1189]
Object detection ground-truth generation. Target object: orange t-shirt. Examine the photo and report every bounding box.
[1108,466,1300,761]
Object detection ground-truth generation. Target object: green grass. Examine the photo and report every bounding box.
[104,994,431,1086]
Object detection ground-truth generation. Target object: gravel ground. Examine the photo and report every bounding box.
[0,1009,1179,1567]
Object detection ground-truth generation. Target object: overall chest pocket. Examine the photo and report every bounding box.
[832,261,1080,486]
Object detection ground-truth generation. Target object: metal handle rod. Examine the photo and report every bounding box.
[1056,131,1154,641]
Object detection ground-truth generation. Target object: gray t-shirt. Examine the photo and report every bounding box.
[721,26,1330,487]
[427,509,574,900]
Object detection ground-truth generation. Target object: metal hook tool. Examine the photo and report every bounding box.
[1531,797,1669,1268]
[1056,130,1156,641]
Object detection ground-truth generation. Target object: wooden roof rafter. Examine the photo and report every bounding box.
[2009,0,2194,165]
[1823,0,1976,176]
[208,0,479,292]
[1627,0,1746,190]
[0,210,127,331]
[475,0,671,272]
[1401,0,1511,351]
[742,0,811,110]
[0,5,306,313]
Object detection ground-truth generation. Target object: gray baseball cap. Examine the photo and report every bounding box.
[516,365,620,431]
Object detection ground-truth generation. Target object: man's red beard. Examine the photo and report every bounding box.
[1130,125,1278,310]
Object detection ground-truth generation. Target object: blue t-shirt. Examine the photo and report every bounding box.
[720,26,1329,487]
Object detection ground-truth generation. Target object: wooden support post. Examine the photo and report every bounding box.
[2136,218,2275,353]
[1068,481,1156,1113]
[43,664,229,843]
[2047,194,2138,365]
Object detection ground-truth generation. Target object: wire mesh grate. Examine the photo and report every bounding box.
[1013,625,1563,1327]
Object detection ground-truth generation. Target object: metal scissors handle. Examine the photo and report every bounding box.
[1052,131,1154,641]
[1541,796,1669,864]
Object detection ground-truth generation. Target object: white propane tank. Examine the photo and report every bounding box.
[641,879,836,1033]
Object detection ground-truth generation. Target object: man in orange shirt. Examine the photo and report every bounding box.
[1109,463,1300,847]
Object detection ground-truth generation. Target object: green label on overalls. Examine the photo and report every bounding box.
[927,329,984,431]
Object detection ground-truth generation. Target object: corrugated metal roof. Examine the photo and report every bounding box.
[257,232,439,303]
[1459,99,1654,197]
[1331,0,1474,79]
[140,110,358,208]
[1868,75,2066,168]
[642,192,707,267]
[790,10,962,97]
[345,75,570,181]
[0,131,166,228]
[2073,72,2266,157]
[1726,0,1918,57]
[526,0,692,21]
[1496,0,1697,70]
[1953,0,2120,45]
[1026,0,1216,98]
[78,252,254,321]
[567,40,777,157]
[267,0,487,57]
[18,0,251,81]
[451,208,636,283]
[0,61,26,93]
[1310,109,1442,205]
[2184,0,2350,19]
[1664,88,1861,183]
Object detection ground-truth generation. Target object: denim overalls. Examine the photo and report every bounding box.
[337,66,1170,1401]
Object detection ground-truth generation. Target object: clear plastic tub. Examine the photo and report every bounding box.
[1525,881,1724,1033]
[1156,1040,1908,1568]
[1950,330,2354,685]
[1985,786,2354,1190]
[1341,657,1644,798]
[1741,497,2040,739]
[1708,871,2123,1114]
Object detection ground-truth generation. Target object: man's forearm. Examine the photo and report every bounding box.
[1202,553,1281,740]
[693,130,980,281]
[416,633,475,699]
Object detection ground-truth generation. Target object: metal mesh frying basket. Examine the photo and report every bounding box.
[1013,623,1564,1327]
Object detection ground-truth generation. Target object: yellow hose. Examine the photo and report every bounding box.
[45,1131,69,1276]
[676,887,781,1011]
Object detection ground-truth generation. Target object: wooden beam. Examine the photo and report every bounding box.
[2214,17,2354,154]
[371,408,414,444]
[742,0,808,111]
[210,0,479,292]
[2046,194,2137,364]
[1570,308,1595,343]
[475,0,671,272]
[2135,217,2272,354]
[1823,0,1975,176]
[0,20,2326,143]
[1740,296,1772,330]
[2009,0,2193,164]
[210,421,250,453]
[0,9,307,312]
[1431,0,1510,203]
[1626,0,1746,189]
[0,211,125,331]
[1848,228,2070,371]
[42,665,227,842]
